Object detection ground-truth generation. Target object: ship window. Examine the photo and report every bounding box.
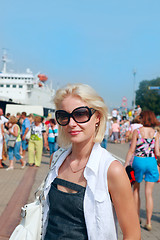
[6,84,10,88]
[0,84,4,87]
[19,85,23,88]
[13,85,16,88]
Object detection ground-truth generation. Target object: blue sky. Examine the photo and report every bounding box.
[1,0,160,109]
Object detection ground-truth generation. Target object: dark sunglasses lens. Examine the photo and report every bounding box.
[73,107,90,123]
[56,111,69,126]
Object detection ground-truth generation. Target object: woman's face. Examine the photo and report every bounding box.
[35,121,40,126]
[60,95,100,145]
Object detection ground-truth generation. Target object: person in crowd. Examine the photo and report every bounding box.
[121,108,127,120]
[0,108,8,124]
[126,116,143,143]
[100,120,111,149]
[124,110,160,231]
[28,113,34,125]
[45,116,51,127]
[0,118,4,168]
[119,120,126,144]
[6,116,25,170]
[111,108,118,118]
[5,113,11,119]
[28,116,47,167]
[42,83,141,240]
[128,109,133,122]
[116,110,121,123]
[46,118,58,156]
[110,117,120,143]
[21,112,30,160]
[137,105,142,116]
[16,112,23,157]
[16,112,22,129]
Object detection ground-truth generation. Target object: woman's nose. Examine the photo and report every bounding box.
[68,116,77,126]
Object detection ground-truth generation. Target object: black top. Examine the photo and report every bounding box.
[44,178,88,240]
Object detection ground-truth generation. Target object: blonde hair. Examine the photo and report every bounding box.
[54,83,108,148]
[9,116,18,124]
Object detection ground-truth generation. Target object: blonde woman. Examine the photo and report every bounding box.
[6,116,25,170]
[42,83,141,240]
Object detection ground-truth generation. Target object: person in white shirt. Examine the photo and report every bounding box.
[112,108,118,118]
[137,105,142,115]
[42,83,141,240]
[0,108,9,124]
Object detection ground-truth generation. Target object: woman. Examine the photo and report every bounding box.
[46,118,58,156]
[110,117,120,143]
[42,83,140,240]
[125,110,160,231]
[0,119,4,168]
[6,116,25,170]
[28,116,47,167]
[126,116,143,143]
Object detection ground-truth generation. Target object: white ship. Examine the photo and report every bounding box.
[0,53,55,116]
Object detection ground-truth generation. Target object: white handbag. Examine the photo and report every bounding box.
[9,198,43,240]
[25,129,31,140]
[9,148,66,240]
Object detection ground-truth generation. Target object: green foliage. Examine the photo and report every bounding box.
[136,78,160,115]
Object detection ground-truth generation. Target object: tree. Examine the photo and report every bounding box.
[136,78,160,115]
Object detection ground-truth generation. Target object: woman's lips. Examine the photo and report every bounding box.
[69,130,81,135]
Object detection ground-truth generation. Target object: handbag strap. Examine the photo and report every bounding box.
[35,148,67,201]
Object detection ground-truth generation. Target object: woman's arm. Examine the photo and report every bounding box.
[1,124,4,138]
[124,129,138,167]
[155,132,160,157]
[108,161,141,240]
[9,125,18,137]
[43,132,47,148]
[46,126,49,150]
[155,132,160,166]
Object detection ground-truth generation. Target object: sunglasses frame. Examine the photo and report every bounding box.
[55,106,96,126]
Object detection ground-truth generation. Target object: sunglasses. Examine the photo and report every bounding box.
[55,106,96,126]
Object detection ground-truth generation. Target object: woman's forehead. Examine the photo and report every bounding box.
[60,95,88,111]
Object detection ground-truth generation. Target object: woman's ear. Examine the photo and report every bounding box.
[96,112,100,125]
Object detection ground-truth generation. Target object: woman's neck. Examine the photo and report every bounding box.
[71,141,94,162]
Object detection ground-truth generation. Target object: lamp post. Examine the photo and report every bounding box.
[133,69,136,110]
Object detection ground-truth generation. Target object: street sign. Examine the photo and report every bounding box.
[122,96,127,107]
[148,86,160,90]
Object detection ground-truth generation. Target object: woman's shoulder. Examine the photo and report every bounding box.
[107,161,126,185]
[139,126,158,139]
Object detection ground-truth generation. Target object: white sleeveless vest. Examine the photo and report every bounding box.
[42,143,118,240]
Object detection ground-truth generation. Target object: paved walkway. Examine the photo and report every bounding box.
[0,144,159,239]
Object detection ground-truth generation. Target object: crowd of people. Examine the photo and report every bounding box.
[103,105,143,145]
[0,109,59,169]
[1,83,160,239]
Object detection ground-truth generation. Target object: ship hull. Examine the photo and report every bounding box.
[0,100,54,117]
[0,100,18,114]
